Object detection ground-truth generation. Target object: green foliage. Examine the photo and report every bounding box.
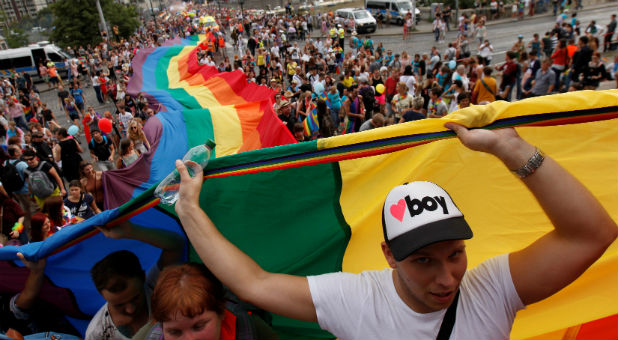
[4,26,29,48]
[103,1,140,40]
[36,7,54,28]
[49,0,139,48]
[49,0,101,48]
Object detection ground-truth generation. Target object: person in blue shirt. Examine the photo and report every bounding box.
[352,32,363,51]
[70,83,86,112]
[382,50,394,66]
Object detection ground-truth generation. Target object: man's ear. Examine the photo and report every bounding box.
[381,241,397,269]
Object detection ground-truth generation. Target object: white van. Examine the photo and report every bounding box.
[0,43,71,80]
[366,0,420,25]
[335,8,377,33]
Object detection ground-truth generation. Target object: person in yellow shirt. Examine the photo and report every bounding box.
[257,48,266,72]
[287,59,298,83]
[329,27,337,45]
[342,70,355,88]
[472,66,497,104]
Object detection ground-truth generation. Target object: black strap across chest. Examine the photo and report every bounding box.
[436,290,460,340]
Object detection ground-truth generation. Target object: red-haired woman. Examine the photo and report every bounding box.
[147,263,278,340]
[29,212,52,242]
[42,196,71,230]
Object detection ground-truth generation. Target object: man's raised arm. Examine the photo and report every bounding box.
[174,160,317,322]
[445,123,617,305]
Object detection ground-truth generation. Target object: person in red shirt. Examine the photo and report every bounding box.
[495,51,518,101]
[550,39,570,91]
[385,68,400,116]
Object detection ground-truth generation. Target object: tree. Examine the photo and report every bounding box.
[49,0,139,48]
[49,0,101,48]
[4,26,29,48]
[36,7,54,29]
[102,1,140,41]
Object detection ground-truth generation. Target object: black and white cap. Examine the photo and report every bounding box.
[382,181,473,261]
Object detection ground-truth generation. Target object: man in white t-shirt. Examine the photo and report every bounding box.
[117,108,133,137]
[85,222,184,340]
[174,123,617,339]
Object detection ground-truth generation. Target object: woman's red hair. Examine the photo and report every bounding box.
[151,263,225,322]
[30,212,48,242]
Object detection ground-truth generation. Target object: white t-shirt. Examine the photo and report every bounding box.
[308,254,524,340]
[118,111,133,134]
[399,75,417,96]
[452,72,470,92]
[85,264,160,340]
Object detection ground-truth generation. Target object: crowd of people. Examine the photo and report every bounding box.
[0,1,616,339]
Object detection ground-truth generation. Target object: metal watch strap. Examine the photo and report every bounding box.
[512,148,545,178]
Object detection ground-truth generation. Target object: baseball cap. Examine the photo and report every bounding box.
[518,34,523,39]
[382,181,473,261]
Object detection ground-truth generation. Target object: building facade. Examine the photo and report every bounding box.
[0,0,55,23]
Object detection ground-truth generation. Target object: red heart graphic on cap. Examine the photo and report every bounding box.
[390,199,406,222]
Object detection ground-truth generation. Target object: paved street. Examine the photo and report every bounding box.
[310,3,617,65]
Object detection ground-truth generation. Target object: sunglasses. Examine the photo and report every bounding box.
[23,157,34,161]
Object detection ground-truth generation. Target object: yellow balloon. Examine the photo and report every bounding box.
[376,84,385,94]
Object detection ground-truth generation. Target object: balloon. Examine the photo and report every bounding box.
[68,125,79,136]
[376,84,385,94]
[448,60,457,70]
[313,82,324,97]
[98,118,113,134]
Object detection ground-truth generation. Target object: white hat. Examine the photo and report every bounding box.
[382,181,473,261]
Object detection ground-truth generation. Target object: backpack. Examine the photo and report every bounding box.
[27,161,55,198]
[90,135,108,149]
[0,160,25,193]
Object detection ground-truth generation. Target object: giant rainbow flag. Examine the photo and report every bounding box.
[102,34,295,208]
[0,35,616,339]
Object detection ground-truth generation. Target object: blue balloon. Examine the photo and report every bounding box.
[313,82,325,97]
[68,125,79,136]
[448,60,456,70]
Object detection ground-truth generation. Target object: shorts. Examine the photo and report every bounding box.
[75,101,84,111]
[69,112,79,121]
[50,76,59,84]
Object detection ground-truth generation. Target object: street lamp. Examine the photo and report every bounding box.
[149,0,157,26]
[95,0,108,38]
[239,0,244,20]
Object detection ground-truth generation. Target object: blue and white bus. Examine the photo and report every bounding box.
[0,43,71,80]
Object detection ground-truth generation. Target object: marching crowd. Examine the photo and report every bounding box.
[0,1,616,339]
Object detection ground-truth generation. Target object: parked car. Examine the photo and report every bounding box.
[335,8,377,33]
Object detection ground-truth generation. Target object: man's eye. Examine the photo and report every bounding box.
[415,257,430,264]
